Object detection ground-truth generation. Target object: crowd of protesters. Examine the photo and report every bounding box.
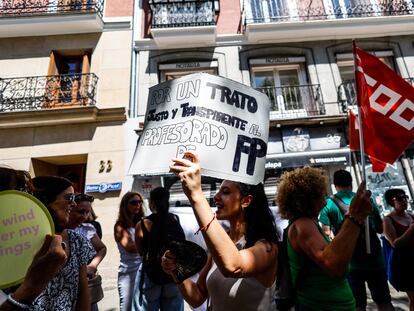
[1,162,414,311]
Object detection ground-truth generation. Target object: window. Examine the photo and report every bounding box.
[247,0,287,21]
[46,51,91,107]
[337,51,395,109]
[337,57,394,82]
[251,64,309,116]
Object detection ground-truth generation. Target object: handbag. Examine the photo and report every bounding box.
[88,274,104,304]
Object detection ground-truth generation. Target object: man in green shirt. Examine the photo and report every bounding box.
[319,170,394,311]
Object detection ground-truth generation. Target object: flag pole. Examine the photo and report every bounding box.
[352,40,371,254]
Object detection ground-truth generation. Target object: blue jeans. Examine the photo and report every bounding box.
[132,267,184,311]
[118,268,139,311]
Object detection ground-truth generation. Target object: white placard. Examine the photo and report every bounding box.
[129,73,271,185]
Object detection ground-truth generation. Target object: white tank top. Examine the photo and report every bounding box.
[206,237,275,311]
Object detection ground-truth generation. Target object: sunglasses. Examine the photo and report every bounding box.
[64,193,76,203]
[75,193,94,203]
[394,195,409,202]
[128,199,143,205]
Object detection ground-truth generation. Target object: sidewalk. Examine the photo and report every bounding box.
[98,279,409,311]
[367,284,408,311]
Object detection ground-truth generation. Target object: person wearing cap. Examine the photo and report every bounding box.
[28,176,96,311]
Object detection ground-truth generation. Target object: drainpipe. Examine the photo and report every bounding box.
[129,0,140,118]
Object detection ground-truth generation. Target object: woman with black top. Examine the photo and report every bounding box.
[383,188,414,310]
[132,187,185,311]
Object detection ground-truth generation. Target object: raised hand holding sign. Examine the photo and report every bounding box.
[0,191,54,289]
[129,73,271,185]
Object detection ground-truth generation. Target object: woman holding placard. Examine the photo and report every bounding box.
[31,176,96,311]
[161,152,279,310]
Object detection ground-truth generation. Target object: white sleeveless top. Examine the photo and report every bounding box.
[205,237,276,311]
[116,227,142,273]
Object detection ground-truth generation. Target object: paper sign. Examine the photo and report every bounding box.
[129,73,271,185]
[0,191,54,289]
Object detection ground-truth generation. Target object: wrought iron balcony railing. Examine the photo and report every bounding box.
[255,84,325,119]
[338,77,414,112]
[0,0,104,17]
[149,0,215,28]
[244,0,414,24]
[0,73,98,113]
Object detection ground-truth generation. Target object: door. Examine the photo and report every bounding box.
[295,0,326,20]
[248,0,287,22]
[252,65,308,117]
[59,56,83,104]
[46,52,90,107]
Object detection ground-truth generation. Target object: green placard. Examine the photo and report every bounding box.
[0,190,54,289]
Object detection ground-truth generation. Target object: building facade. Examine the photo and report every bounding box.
[132,0,414,212]
[0,0,134,306]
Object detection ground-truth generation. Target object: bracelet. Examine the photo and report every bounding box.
[7,294,31,309]
[344,214,364,227]
[195,213,216,235]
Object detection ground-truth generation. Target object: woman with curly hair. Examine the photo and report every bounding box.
[160,152,279,311]
[114,191,145,311]
[277,167,372,311]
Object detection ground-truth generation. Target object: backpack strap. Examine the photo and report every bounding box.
[328,194,349,215]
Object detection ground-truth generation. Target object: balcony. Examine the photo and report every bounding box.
[337,77,414,112]
[244,0,414,43]
[255,84,325,120]
[0,0,104,38]
[148,0,217,48]
[0,73,113,127]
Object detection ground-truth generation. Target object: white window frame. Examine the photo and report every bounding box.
[251,63,308,118]
[244,0,297,22]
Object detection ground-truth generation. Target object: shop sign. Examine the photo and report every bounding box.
[249,57,306,65]
[282,128,310,152]
[129,73,271,185]
[266,152,349,169]
[85,182,122,193]
[159,61,218,71]
[280,126,345,153]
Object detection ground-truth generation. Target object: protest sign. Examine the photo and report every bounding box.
[0,190,54,289]
[129,73,271,185]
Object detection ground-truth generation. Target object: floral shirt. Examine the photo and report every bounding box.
[30,230,96,311]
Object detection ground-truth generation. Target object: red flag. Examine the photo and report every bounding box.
[354,45,414,165]
[349,110,387,172]
[349,110,360,151]
[370,156,387,173]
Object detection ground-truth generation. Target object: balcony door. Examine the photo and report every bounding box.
[331,0,375,18]
[252,65,308,118]
[59,56,83,103]
[337,55,395,109]
[47,51,90,107]
[247,0,287,22]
